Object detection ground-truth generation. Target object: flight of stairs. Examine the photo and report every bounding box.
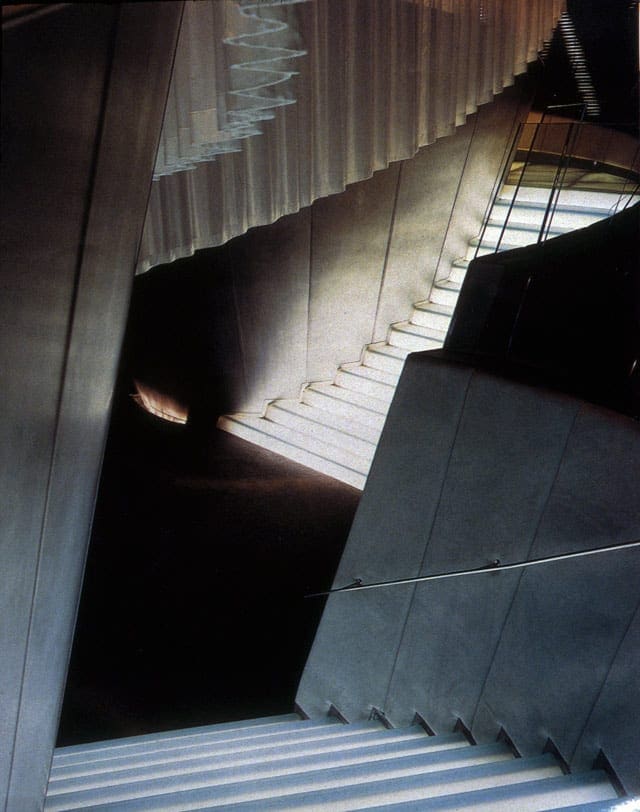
[45,712,625,810]
[218,185,637,490]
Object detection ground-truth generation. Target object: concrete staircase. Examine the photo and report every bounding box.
[218,185,637,490]
[45,713,625,810]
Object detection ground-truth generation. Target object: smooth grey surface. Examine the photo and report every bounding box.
[0,4,182,810]
[384,374,580,727]
[297,354,640,791]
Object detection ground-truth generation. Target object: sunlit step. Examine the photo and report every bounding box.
[466,237,521,260]
[499,184,637,210]
[265,401,377,457]
[335,364,398,403]
[216,415,370,488]
[388,321,447,352]
[449,259,469,284]
[429,280,462,308]
[491,198,618,230]
[409,301,453,331]
[266,399,380,445]
[302,382,390,420]
[361,342,410,376]
[481,219,568,247]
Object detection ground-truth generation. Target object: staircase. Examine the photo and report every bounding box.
[45,712,624,810]
[218,185,637,490]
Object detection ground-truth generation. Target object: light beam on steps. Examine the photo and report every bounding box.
[218,186,637,489]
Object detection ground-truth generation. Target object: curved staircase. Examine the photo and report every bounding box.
[218,185,637,489]
[45,712,626,810]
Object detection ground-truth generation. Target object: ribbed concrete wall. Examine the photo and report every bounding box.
[297,353,640,793]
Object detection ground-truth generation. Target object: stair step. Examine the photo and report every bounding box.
[265,401,377,458]
[499,184,637,211]
[50,724,445,784]
[466,237,522,260]
[340,361,401,387]
[216,415,370,488]
[361,342,410,375]
[409,301,453,331]
[46,731,469,800]
[303,382,390,419]
[366,770,620,811]
[491,198,616,230]
[389,321,447,352]
[48,745,553,811]
[266,399,380,445]
[50,720,395,779]
[334,365,397,403]
[51,715,301,765]
[480,219,568,247]
[449,260,469,284]
[50,717,328,770]
[429,280,462,308]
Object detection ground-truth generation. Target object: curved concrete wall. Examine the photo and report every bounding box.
[297,352,640,793]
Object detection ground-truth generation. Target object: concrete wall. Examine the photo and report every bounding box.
[0,5,182,809]
[297,352,640,793]
[140,82,530,416]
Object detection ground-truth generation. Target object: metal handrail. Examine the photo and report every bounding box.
[306,537,640,597]
[474,114,639,260]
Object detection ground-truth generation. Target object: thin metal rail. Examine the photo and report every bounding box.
[306,537,640,597]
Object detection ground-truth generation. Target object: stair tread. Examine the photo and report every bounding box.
[46,751,567,811]
[47,731,468,796]
[46,737,503,809]
[412,301,454,316]
[51,720,391,776]
[218,414,373,474]
[51,717,334,767]
[266,400,380,445]
[340,361,400,387]
[306,382,391,415]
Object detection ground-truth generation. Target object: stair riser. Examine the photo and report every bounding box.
[408,308,451,331]
[362,349,407,376]
[449,263,468,284]
[429,286,460,308]
[334,371,395,404]
[302,388,388,430]
[388,329,445,352]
